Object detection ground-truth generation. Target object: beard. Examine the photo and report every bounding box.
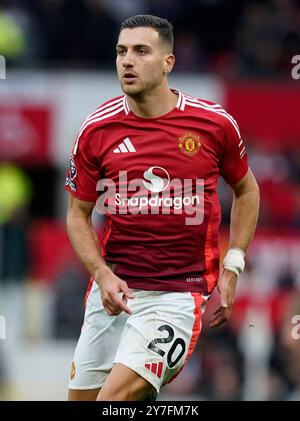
[120,81,143,97]
[120,75,163,99]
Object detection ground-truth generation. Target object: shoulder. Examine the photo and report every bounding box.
[183,94,241,139]
[73,95,127,154]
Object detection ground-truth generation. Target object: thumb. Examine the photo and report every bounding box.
[219,282,228,308]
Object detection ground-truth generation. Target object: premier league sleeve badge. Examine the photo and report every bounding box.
[69,156,77,180]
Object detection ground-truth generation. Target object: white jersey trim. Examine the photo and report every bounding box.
[73,101,126,154]
[88,97,124,120]
[72,89,186,155]
[184,96,241,139]
[123,88,185,115]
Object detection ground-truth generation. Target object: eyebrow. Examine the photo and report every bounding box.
[116,44,152,50]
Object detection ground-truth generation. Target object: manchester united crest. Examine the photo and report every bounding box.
[178,132,201,156]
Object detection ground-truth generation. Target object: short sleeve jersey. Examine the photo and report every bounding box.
[65,89,248,294]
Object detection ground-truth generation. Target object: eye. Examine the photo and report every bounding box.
[117,49,126,56]
[137,49,147,55]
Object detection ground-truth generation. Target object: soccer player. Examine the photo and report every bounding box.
[65,15,260,401]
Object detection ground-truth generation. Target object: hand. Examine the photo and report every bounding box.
[209,268,238,328]
[95,266,134,316]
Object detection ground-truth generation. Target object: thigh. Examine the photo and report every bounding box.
[97,364,154,401]
[68,280,128,392]
[113,290,210,394]
[68,388,100,401]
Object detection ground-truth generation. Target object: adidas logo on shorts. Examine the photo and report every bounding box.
[145,362,163,379]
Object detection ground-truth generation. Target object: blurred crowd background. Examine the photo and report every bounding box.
[0,0,300,401]
[1,0,300,77]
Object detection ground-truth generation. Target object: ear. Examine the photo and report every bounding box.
[164,53,175,74]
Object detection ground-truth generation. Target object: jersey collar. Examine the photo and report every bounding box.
[123,87,185,115]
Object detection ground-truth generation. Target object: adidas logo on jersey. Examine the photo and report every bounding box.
[113,137,136,153]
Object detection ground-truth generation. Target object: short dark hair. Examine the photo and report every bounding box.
[119,15,174,52]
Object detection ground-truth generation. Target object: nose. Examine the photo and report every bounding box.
[121,51,134,69]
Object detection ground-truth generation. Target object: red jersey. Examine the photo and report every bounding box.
[65,89,248,294]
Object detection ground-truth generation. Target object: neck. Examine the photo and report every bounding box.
[126,83,178,118]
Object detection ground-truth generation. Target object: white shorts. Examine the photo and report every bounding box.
[69,281,210,394]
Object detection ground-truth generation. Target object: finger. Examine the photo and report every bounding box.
[105,305,121,316]
[114,297,133,315]
[105,290,131,315]
[120,283,134,299]
[209,306,232,327]
[103,296,123,316]
[209,311,225,325]
[209,315,227,328]
[213,307,223,316]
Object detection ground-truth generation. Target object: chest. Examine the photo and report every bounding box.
[99,117,222,183]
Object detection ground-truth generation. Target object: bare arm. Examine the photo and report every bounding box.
[66,194,104,277]
[229,168,260,252]
[210,168,260,328]
[66,194,133,315]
